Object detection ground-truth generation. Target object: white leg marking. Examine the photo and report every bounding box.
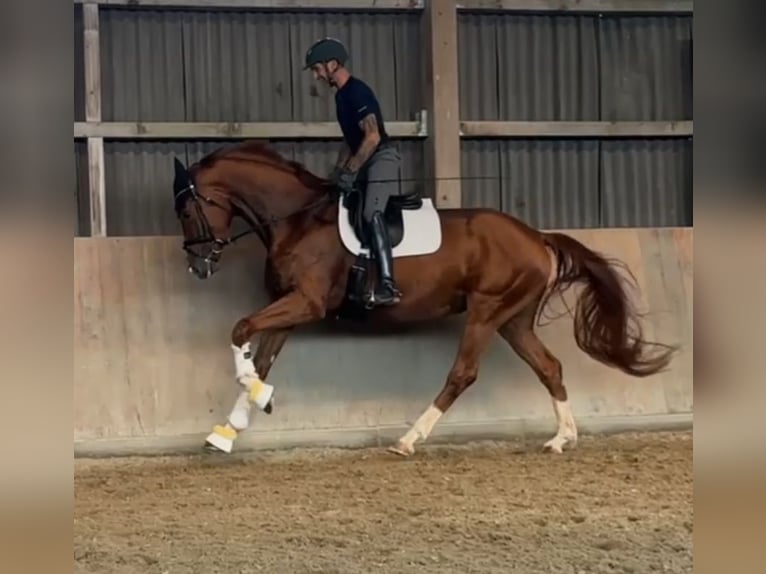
[390,404,443,456]
[545,246,558,290]
[544,398,578,453]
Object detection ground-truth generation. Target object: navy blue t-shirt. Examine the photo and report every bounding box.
[335,76,389,155]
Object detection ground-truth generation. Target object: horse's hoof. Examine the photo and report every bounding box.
[542,436,573,454]
[204,425,236,453]
[205,434,233,453]
[264,397,274,415]
[387,441,414,457]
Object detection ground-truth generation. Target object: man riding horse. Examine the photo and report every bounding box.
[303,37,403,306]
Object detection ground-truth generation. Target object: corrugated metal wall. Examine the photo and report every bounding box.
[459,13,601,121]
[461,138,692,228]
[99,8,422,123]
[74,141,90,237]
[601,138,692,227]
[458,12,692,228]
[74,7,693,235]
[599,16,693,121]
[458,13,692,121]
[460,140,601,228]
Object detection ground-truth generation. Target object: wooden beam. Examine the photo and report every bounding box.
[74,121,425,139]
[460,121,694,138]
[74,0,424,9]
[87,138,107,237]
[423,0,461,208]
[83,3,107,237]
[74,0,692,10]
[456,0,693,13]
[84,7,101,123]
[74,120,694,140]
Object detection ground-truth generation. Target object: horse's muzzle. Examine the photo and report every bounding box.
[187,255,218,280]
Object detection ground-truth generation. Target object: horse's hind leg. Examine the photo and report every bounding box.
[388,314,497,457]
[205,328,291,453]
[388,292,536,457]
[497,305,578,453]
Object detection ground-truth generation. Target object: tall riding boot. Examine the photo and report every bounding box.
[369,211,402,306]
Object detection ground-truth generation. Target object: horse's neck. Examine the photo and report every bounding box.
[223,159,319,214]
[213,155,328,247]
[239,182,329,254]
[231,176,327,248]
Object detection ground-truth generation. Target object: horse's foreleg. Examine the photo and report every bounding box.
[206,328,292,453]
[253,327,292,379]
[225,328,292,427]
[206,290,325,453]
[498,307,577,453]
[388,313,497,457]
[230,290,325,409]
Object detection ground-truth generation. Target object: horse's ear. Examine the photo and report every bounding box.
[172,156,194,215]
[172,156,192,195]
[173,156,185,175]
[173,156,188,182]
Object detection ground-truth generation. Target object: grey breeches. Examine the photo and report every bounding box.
[359,144,402,224]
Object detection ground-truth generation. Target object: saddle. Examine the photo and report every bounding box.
[335,183,441,318]
[342,188,423,249]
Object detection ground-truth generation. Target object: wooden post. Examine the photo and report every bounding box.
[422,0,461,208]
[84,3,106,236]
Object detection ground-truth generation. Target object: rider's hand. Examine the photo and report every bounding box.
[336,169,356,193]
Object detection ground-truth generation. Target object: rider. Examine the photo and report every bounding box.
[303,37,402,306]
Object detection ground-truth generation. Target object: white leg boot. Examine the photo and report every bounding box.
[231,342,275,412]
[204,343,275,454]
[204,390,251,454]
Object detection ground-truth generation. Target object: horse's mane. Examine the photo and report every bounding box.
[195,140,332,192]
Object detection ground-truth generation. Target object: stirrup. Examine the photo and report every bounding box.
[383,280,402,299]
[365,282,401,307]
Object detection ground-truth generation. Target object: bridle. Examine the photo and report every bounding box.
[174,178,338,271]
[174,182,240,270]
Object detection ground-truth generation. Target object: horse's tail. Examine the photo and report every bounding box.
[540,231,677,377]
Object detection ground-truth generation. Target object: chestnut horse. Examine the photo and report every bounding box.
[172,140,676,456]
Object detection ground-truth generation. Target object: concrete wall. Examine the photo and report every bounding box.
[74,227,693,456]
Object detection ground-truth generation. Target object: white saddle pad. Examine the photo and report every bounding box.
[338,197,442,258]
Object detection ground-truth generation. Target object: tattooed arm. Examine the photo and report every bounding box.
[345,113,382,173]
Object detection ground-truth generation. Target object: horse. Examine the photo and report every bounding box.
[171,140,677,456]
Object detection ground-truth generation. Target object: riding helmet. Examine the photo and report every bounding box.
[303,37,349,69]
